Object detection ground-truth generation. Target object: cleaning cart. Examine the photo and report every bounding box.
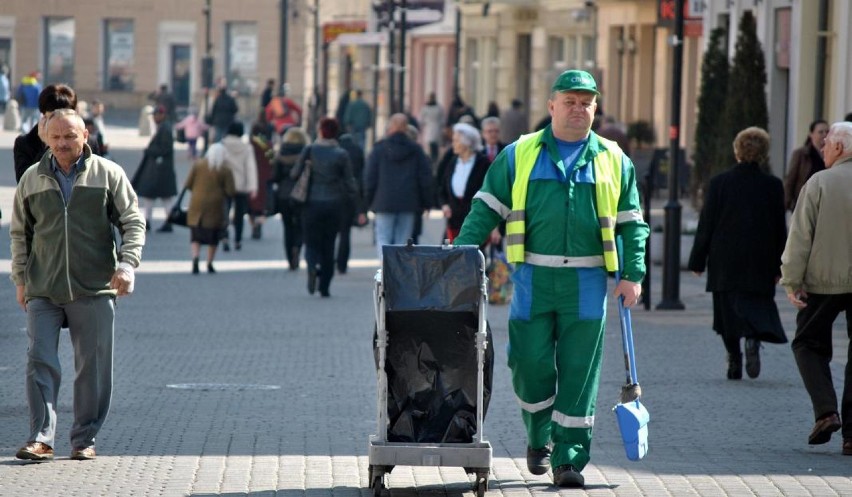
[368,244,493,497]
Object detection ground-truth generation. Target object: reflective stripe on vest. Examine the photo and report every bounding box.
[507,130,623,271]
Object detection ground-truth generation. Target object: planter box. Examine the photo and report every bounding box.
[648,232,693,269]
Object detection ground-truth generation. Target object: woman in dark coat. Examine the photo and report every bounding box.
[687,126,788,380]
[184,143,236,274]
[436,122,493,243]
[132,105,177,231]
[249,111,276,239]
[783,119,828,211]
[272,126,310,270]
[289,117,358,297]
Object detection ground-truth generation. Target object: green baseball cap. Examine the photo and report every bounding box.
[551,69,599,95]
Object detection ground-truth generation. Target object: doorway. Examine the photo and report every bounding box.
[170,44,191,108]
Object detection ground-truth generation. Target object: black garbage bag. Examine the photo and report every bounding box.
[375,245,495,443]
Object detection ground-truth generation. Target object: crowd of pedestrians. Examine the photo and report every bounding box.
[5,72,852,492]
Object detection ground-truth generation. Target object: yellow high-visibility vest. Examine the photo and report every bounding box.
[506,130,623,271]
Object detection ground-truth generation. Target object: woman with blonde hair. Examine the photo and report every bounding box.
[185,143,236,274]
[688,126,788,380]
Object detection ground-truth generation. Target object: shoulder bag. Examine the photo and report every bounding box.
[290,147,313,204]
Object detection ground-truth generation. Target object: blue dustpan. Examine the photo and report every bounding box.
[613,237,649,461]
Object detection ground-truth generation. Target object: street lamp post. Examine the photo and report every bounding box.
[397,0,407,113]
[386,0,396,114]
[657,0,685,310]
[202,0,213,153]
[279,0,288,86]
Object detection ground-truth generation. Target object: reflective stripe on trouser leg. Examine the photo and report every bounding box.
[508,311,557,450]
[550,314,605,470]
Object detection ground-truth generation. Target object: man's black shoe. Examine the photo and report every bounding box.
[156,223,173,233]
[526,445,551,475]
[745,338,761,378]
[553,465,584,488]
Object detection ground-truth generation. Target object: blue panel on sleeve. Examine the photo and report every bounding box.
[577,267,607,320]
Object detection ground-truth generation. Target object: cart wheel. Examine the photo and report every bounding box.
[475,472,488,497]
[371,473,384,497]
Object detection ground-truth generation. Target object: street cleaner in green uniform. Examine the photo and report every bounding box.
[454,70,649,488]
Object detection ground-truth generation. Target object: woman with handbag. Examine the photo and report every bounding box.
[289,117,358,297]
[184,142,236,274]
[272,127,309,270]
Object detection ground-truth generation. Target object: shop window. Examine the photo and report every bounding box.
[225,22,258,96]
[104,19,135,91]
[44,17,75,85]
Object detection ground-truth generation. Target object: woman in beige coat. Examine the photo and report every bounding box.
[185,143,236,274]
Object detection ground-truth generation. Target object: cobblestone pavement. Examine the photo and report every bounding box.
[0,126,849,496]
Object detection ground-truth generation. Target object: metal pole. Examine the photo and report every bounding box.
[453,5,460,99]
[398,0,407,113]
[203,0,212,153]
[372,42,380,146]
[387,0,396,114]
[279,0,288,86]
[657,0,685,310]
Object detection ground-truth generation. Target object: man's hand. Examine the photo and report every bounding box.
[787,289,808,310]
[110,263,136,297]
[441,204,452,219]
[614,280,642,308]
[15,285,25,311]
[489,228,502,246]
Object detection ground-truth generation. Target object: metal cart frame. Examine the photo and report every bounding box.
[368,246,492,497]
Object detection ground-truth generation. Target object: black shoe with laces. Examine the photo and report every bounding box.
[526,445,551,475]
[553,465,584,488]
[745,338,761,378]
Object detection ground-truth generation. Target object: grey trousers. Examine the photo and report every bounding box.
[791,292,852,436]
[25,295,115,449]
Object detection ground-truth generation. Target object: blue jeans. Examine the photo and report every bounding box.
[374,212,415,260]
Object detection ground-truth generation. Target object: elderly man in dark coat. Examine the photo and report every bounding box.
[132,105,177,232]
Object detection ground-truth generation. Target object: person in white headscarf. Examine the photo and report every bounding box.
[184,142,236,274]
[435,122,498,242]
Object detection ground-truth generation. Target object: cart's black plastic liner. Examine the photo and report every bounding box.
[377,245,494,444]
[383,245,482,313]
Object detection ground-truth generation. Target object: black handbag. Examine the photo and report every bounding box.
[175,128,187,143]
[167,188,189,227]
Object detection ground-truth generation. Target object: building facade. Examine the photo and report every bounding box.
[703,0,852,177]
[0,0,308,120]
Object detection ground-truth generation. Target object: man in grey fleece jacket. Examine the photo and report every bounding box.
[781,121,852,455]
[10,109,145,462]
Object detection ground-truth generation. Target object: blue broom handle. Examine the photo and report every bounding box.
[615,236,639,385]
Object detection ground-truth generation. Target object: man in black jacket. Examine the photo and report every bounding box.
[336,133,367,273]
[208,84,239,143]
[13,84,77,183]
[364,113,433,260]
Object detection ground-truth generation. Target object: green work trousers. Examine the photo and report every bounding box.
[507,265,607,470]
